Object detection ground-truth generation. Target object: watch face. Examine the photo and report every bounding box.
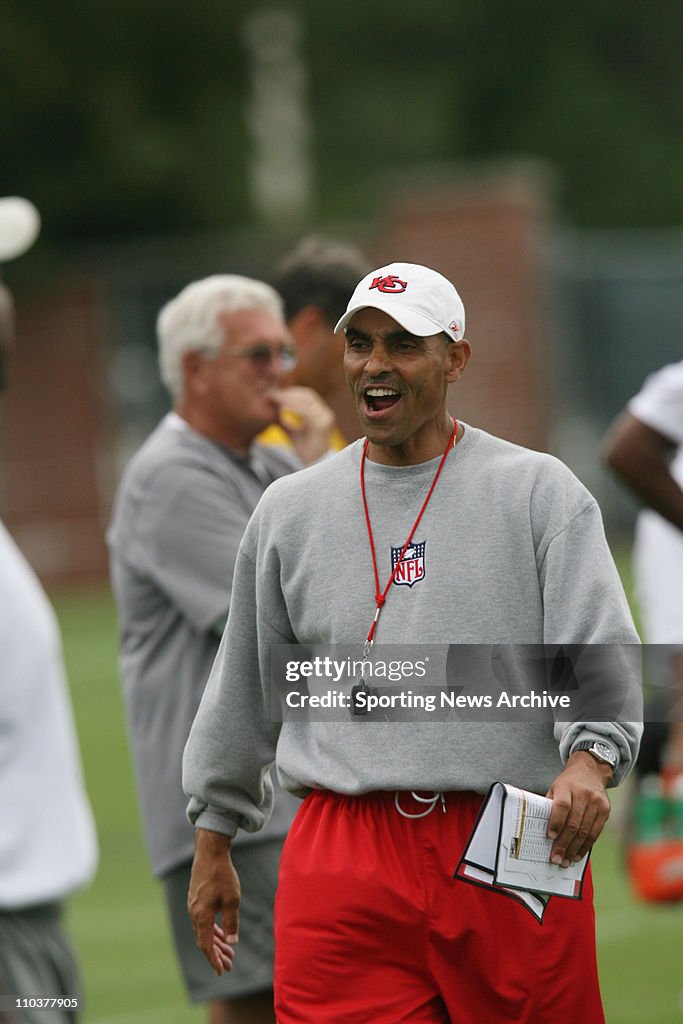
[592,742,616,765]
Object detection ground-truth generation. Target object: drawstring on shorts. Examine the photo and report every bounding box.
[394,791,447,819]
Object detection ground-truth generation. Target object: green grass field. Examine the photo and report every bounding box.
[56,590,203,1024]
[54,575,683,1024]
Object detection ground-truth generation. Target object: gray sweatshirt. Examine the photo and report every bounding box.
[183,426,642,839]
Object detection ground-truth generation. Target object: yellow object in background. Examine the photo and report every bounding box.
[258,422,346,452]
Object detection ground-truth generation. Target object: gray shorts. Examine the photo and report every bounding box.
[0,903,81,1024]
[161,838,283,1004]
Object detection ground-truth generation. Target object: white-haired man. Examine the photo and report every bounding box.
[183,263,642,1023]
[107,274,336,1024]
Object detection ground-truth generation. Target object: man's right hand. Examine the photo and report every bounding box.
[273,385,336,464]
[187,828,239,975]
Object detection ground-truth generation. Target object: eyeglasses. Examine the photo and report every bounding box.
[232,343,297,371]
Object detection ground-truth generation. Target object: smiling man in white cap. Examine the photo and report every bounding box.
[0,199,98,1023]
[335,263,466,461]
[182,261,641,1023]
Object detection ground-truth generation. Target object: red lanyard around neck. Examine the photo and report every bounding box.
[359,420,458,650]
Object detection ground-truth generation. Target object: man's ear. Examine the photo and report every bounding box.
[182,349,209,396]
[445,339,472,384]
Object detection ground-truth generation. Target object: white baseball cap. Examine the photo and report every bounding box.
[0,197,41,262]
[334,261,465,341]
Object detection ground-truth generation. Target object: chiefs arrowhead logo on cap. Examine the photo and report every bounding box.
[370,275,408,294]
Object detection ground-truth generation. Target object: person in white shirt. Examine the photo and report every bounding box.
[0,197,98,1024]
[603,359,683,772]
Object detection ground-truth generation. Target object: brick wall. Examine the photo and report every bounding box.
[370,169,554,452]
[0,280,111,585]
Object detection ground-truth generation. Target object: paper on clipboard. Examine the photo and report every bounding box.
[454,782,589,922]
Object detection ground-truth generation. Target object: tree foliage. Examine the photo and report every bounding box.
[1,0,682,242]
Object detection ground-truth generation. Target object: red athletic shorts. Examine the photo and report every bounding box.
[274,790,604,1024]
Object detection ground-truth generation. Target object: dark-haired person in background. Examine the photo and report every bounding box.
[259,236,369,450]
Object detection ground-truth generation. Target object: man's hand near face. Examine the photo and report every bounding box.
[274,385,336,464]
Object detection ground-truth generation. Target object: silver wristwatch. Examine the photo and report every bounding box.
[573,740,617,770]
